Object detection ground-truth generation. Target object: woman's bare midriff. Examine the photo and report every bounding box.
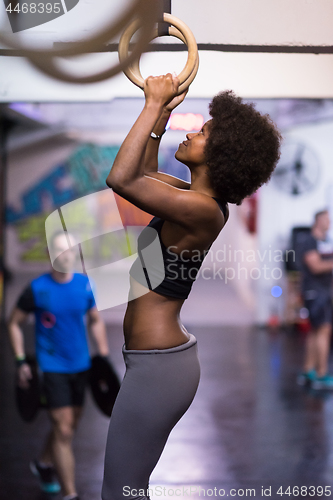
[123,212,225,350]
[123,289,189,350]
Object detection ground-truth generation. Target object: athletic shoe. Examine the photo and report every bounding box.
[30,459,61,494]
[311,374,333,390]
[297,369,316,386]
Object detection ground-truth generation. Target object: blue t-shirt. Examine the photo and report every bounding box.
[17,273,96,373]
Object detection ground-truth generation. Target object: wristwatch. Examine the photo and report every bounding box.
[16,355,27,367]
[150,130,166,140]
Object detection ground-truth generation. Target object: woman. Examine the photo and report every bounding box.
[102,74,281,500]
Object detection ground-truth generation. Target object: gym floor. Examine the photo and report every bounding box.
[2,277,333,500]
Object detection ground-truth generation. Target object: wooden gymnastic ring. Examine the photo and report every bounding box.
[27,11,155,84]
[129,26,199,94]
[118,13,199,93]
[0,0,159,84]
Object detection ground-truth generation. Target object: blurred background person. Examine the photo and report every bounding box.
[297,210,333,389]
[7,231,109,500]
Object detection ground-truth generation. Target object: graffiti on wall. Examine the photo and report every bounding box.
[6,144,147,264]
[6,143,187,266]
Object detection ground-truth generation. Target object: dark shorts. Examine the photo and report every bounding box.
[303,290,333,329]
[42,370,90,409]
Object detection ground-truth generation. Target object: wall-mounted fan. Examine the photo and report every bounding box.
[272,140,321,195]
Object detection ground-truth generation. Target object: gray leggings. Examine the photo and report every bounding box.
[102,334,200,500]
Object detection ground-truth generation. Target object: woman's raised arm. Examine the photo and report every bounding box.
[106,74,178,190]
[144,89,191,190]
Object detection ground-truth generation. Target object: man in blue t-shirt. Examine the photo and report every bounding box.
[8,231,109,500]
[297,210,333,389]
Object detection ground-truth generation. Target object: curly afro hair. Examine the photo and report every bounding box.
[205,90,282,205]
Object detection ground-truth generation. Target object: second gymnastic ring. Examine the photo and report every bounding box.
[0,0,159,84]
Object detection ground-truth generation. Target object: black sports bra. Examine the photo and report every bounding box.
[129,198,228,300]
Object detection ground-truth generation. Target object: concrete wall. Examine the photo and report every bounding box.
[3,0,333,46]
